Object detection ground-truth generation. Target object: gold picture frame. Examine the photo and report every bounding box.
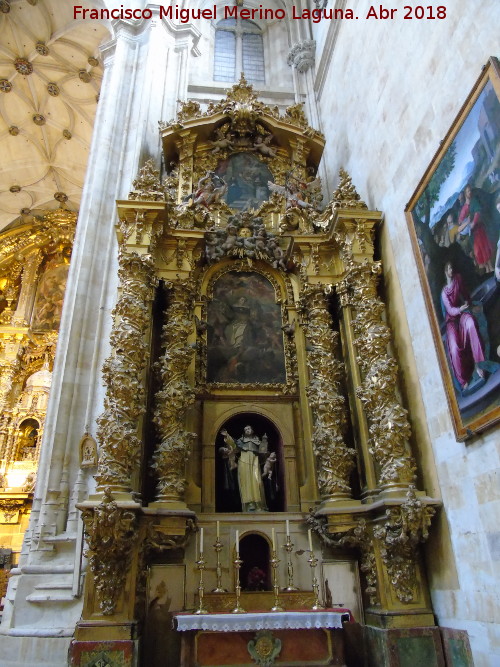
[405,57,500,440]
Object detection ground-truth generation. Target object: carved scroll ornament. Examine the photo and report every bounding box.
[373,486,435,603]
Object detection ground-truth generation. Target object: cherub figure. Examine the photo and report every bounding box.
[219,445,238,470]
[221,224,240,252]
[268,237,288,271]
[253,133,277,158]
[262,451,277,479]
[205,228,224,263]
[211,127,234,153]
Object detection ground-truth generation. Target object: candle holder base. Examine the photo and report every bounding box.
[211,587,228,593]
[271,604,285,612]
[281,586,299,592]
[194,606,209,615]
[231,604,246,614]
[311,603,325,611]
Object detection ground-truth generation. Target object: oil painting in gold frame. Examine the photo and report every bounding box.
[405,58,500,440]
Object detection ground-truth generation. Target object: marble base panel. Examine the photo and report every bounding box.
[364,626,445,667]
[69,640,136,667]
[440,628,474,667]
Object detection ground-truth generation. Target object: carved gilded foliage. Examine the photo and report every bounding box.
[151,277,197,501]
[340,260,416,488]
[373,486,435,603]
[81,488,138,615]
[298,283,355,499]
[96,251,157,490]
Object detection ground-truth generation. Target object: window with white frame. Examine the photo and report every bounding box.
[214,18,265,84]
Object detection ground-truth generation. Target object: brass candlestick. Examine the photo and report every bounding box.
[282,535,298,591]
[194,552,208,614]
[232,555,245,613]
[308,551,324,610]
[212,537,227,593]
[270,550,284,612]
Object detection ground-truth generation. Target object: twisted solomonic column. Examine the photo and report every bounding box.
[299,283,356,503]
[342,260,416,491]
[95,250,157,493]
[151,277,197,506]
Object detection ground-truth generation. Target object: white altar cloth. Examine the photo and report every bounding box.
[175,610,349,632]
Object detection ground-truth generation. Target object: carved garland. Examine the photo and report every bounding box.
[151,276,198,501]
[341,260,416,488]
[95,251,157,490]
[298,283,355,499]
[81,488,138,615]
[197,261,298,394]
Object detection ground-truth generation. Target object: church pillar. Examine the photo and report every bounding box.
[299,282,356,507]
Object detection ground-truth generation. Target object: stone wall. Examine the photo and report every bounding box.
[312,2,500,664]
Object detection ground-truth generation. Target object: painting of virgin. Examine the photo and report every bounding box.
[206,271,286,384]
[216,153,273,211]
[406,58,500,439]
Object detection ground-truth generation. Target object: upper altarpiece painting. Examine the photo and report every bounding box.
[406,57,500,440]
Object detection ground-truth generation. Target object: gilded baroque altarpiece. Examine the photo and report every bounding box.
[72,79,440,663]
[0,206,76,590]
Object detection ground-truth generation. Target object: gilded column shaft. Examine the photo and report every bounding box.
[95,250,157,493]
[335,282,378,494]
[151,277,197,505]
[345,261,416,490]
[299,282,355,501]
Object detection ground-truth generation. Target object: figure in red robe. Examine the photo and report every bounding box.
[457,185,494,271]
[441,261,486,390]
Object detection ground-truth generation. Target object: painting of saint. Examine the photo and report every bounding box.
[216,153,273,211]
[406,59,500,438]
[206,271,286,384]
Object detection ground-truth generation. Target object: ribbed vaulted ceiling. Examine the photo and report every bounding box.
[0,0,110,230]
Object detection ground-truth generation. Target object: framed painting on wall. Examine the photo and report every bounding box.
[405,57,500,440]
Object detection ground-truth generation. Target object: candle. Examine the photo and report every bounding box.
[286,519,290,537]
[272,527,276,552]
[235,530,239,554]
[308,529,313,552]
[200,527,204,554]
[216,520,220,539]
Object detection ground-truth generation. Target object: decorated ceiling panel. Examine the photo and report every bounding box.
[0,0,110,230]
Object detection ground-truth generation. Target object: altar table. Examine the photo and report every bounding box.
[175,609,351,666]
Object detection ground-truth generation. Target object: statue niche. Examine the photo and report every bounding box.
[216,413,284,513]
[206,271,286,384]
[15,418,39,461]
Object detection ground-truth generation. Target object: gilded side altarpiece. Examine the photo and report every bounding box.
[73,78,441,664]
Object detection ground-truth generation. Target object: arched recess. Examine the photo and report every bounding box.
[238,532,272,591]
[215,412,285,513]
[200,401,299,514]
